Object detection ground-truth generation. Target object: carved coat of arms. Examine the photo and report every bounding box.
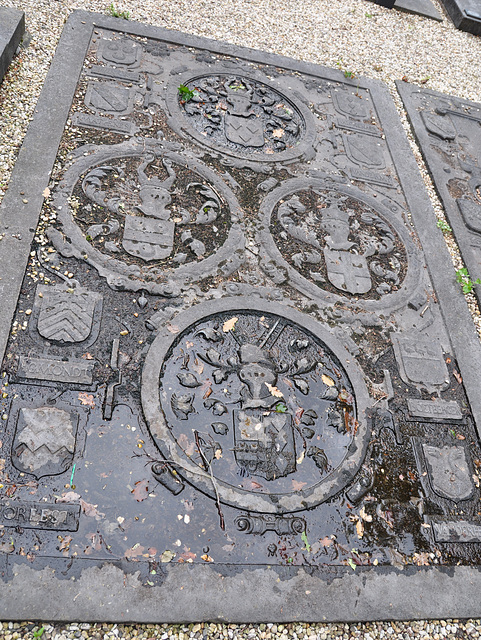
[275,193,403,298]
[80,153,223,263]
[12,407,78,479]
[423,444,474,502]
[36,284,102,343]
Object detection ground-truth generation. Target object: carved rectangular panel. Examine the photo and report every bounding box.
[1,10,481,624]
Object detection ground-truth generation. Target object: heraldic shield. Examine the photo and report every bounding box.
[122,215,175,261]
[12,406,79,479]
[323,247,371,294]
[233,408,296,481]
[225,114,265,147]
[37,285,101,343]
[423,444,474,502]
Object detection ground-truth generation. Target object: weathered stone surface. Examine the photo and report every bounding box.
[398,82,481,308]
[1,9,481,624]
[0,7,24,84]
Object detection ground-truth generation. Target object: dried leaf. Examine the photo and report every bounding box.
[178,433,195,457]
[78,393,95,408]
[214,448,222,460]
[356,519,364,539]
[80,499,105,520]
[386,547,405,570]
[57,491,80,503]
[292,479,307,491]
[179,550,196,563]
[42,187,51,198]
[453,369,463,384]
[322,374,335,387]
[125,543,146,559]
[319,536,333,548]
[272,128,284,138]
[0,542,14,554]
[359,507,373,522]
[201,553,214,562]
[132,479,150,502]
[412,552,430,566]
[265,383,283,398]
[347,558,357,570]
[192,358,204,375]
[161,549,175,563]
[5,485,16,498]
[167,324,180,334]
[222,317,238,332]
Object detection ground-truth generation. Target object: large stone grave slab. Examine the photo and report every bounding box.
[1,10,481,623]
[398,83,481,307]
[0,7,25,83]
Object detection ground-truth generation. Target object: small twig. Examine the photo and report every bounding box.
[194,430,225,530]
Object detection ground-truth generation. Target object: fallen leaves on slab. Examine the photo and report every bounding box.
[161,549,176,563]
[132,479,150,502]
[322,374,335,387]
[80,498,105,520]
[57,491,80,503]
[265,383,283,398]
[78,392,95,408]
[222,316,238,332]
[125,543,146,559]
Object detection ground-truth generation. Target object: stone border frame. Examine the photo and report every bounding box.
[141,297,372,514]
[1,9,481,622]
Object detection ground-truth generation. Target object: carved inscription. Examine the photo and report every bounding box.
[72,112,137,135]
[431,519,481,543]
[18,356,94,385]
[87,65,141,84]
[350,168,394,188]
[407,398,462,420]
[0,501,80,531]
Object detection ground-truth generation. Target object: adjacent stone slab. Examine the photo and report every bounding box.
[438,0,481,34]
[1,10,481,624]
[398,83,481,308]
[394,0,443,21]
[0,7,24,83]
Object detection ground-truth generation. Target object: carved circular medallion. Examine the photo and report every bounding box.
[142,298,370,513]
[260,178,421,310]
[166,70,317,163]
[50,139,244,294]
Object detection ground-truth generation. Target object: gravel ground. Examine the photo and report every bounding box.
[1,0,481,635]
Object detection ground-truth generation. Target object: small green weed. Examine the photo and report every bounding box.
[178,84,195,102]
[436,219,452,234]
[275,402,288,413]
[301,530,311,553]
[365,12,373,17]
[456,267,481,294]
[33,628,45,639]
[344,70,355,79]
[107,3,130,19]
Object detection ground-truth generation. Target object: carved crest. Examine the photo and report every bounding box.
[12,407,78,479]
[272,191,405,300]
[392,334,449,392]
[177,74,303,155]
[333,91,369,119]
[343,133,385,170]
[420,111,456,141]
[100,38,141,66]
[36,285,101,343]
[85,82,131,114]
[423,444,474,502]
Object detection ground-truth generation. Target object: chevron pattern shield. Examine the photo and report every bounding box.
[37,285,101,343]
